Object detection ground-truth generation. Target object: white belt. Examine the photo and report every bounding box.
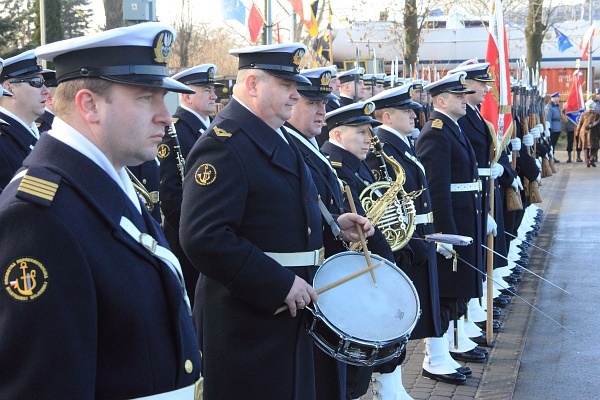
[450,181,482,192]
[265,247,325,267]
[477,168,491,177]
[415,212,434,224]
[131,381,199,400]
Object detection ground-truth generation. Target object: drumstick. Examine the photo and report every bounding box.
[343,185,378,286]
[274,261,383,315]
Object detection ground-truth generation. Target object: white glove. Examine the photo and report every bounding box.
[535,158,542,170]
[510,138,522,151]
[545,121,550,130]
[511,176,524,192]
[490,162,504,179]
[531,127,541,139]
[507,153,513,163]
[537,123,544,132]
[487,214,498,236]
[544,128,551,138]
[408,128,420,140]
[536,173,541,183]
[436,243,454,259]
[522,133,534,147]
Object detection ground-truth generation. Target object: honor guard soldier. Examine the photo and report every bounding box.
[448,62,509,343]
[0,50,51,190]
[0,23,201,399]
[415,72,488,370]
[366,84,467,390]
[179,43,374,400]
[158,63,223,306]
[337,67,365,106]
[326,65,342,113]
[35,70,58,134]
[362,74,376,98]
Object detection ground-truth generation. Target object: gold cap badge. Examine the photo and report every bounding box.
[153,31,173,63]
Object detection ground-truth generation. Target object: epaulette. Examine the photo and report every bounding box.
[15,166,61,207]
[210,119,239,142]
[431,119,444,130]
[327,153,343,169]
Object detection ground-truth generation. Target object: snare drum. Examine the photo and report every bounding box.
[306,251,420,366]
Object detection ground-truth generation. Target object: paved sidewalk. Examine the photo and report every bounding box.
[361,150,585,400]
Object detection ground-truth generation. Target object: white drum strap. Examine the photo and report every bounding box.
[131,381,198,400]
[120,216,191,314]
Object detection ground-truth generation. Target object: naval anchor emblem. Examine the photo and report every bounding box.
[4,258,48,302]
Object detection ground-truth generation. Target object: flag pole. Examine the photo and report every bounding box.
[586,1,594,97]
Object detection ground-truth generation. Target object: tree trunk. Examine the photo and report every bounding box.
[404,0,419,77]
[103,0,124,29]
[525,0,545,73]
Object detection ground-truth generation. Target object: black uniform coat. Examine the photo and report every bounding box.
[180,99,324,400]
[0,134,200,399]
[318,99,341,147]
[35,109,55,134]
[0,112,37,190]
[159,106,210,306]
[415,110,483,299]
[338,95,354,107]
[459,105,507,266]
[366,126,442,340]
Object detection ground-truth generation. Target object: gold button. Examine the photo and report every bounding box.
[308,227,312,235]
[424,202,428,207]
[475,194,478,198]
[185,359,193,374]
[473,179,476,182]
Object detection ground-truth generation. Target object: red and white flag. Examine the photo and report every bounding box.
[579,22,596,61]
[564,70,585,125]
[480,0,513,139]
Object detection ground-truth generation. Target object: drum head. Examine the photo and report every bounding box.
[313,251,419,343]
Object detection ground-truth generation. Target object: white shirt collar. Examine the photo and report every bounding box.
[233,94,288,143]
[0,105,39,139]
[379,125,411,147]
[180,105,210,128]
[48,117,141,213]
[433,107,460,125]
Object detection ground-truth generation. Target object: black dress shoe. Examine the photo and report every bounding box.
[456,366,472,376]
[510,273,522,282]
[511,266,523,274]
[494,297,508,308]
[450,349,487,363]
[474,346,489,356]
[498,293,511,301]
[518,250,529,257]
[471,334,491,347]
[554,158,561,163]
[517,243,529,250]
[500,286,516,296]
[422,369,466,384]
[591,160,596,167]
[577,157,584,162]
[503,275,519,284]
[493,307,501,318]
[476,320,501,331]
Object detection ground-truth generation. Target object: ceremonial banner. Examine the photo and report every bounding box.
[221,0,264,42]
[564,70,585,125]
[480,0,513,139]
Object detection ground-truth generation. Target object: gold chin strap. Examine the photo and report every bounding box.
[126,167,158,212]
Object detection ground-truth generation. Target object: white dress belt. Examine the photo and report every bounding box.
[477,168,491,176]
[131,382,198,400]
[415,212,434,224]
[264,247,325,267]
[450,181,482,192]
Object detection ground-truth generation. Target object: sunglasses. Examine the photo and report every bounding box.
[9,77,46,88]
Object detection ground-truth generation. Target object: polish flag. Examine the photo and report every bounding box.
[579,22,596,62]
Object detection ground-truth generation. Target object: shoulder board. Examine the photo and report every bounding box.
[172,117,180,124]
[327,153,343,169]
[16,166,61,207]
[431,119,444,130]
[213,126,232,138]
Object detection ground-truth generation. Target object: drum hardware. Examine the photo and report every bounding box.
[305,251,421,366]
[274,260,383,315]
[344,185,378,286]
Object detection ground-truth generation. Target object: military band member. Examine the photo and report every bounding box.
[415,72,487,369]
[326,65,342,113]
[158,63,223,306]
[285,65,350,400]
[0,23,201,398]
[366,84,466,390]
[0,50,51,190]
[362,74,376,99]
[35,71,58,134]
[179,43,374,400]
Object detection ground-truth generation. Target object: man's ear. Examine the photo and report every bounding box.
[246,74,259,97]
[75,89,100,123]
